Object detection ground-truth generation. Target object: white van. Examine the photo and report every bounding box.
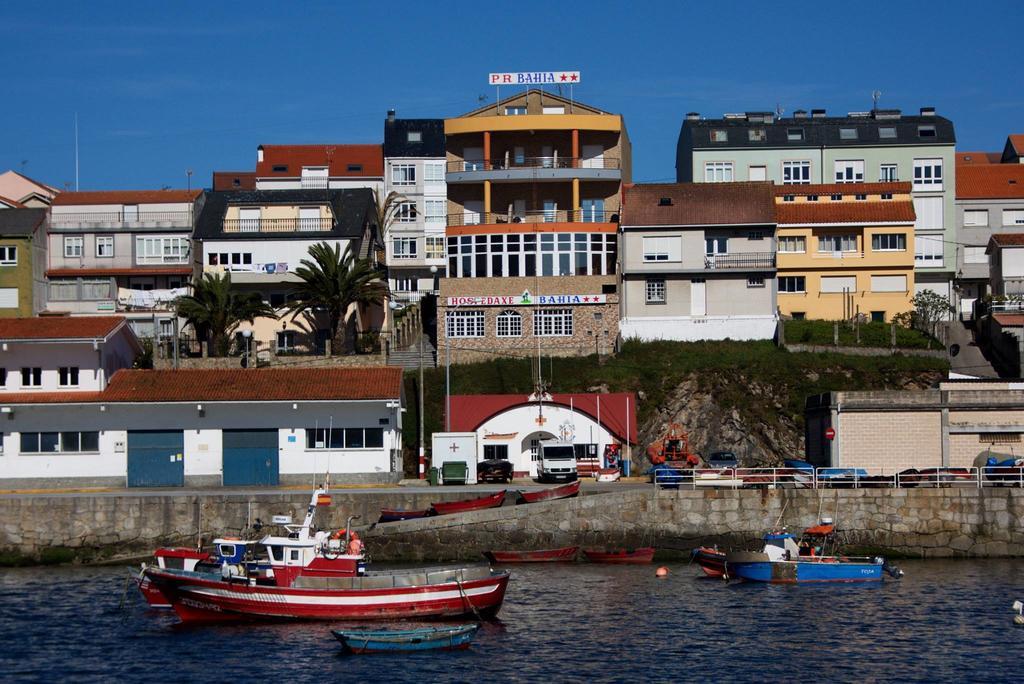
[536,440,578,483]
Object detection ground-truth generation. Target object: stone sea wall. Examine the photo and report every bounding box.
[1,487,1022,565]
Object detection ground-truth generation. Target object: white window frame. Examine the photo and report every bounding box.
[20,367,42,388]
[424,199,446,223]
[0,246,16,265]
[1004,209,1024,226]
[534,308,573,337]
[962,210,988,227]
[818,234,858,253]
[871,233,907,251]
[58,366,80,387]
[424,236,445,260]
[496,310,523,337]
[391,163,416,186]
[446,310,485,338]
[642,236,679,262]
[64,236,84,258]
[395,202,417,223]
[834,160,864,184]
[747,277,766,288]
[879,164,899,182]
[95,236,114,258]
[424,162,445,182]
[779,276,806,293]
[136,236,189,265]
[778,236,806,253]
[704,161,734,183]
[913,159,943,190]
[645,278,666,304]
[392,237,417,259]
[782,160,811,185]
[504,106,527,116]
[915,234,944,266]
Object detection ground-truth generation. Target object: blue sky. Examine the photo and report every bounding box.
[1,1,1021,190]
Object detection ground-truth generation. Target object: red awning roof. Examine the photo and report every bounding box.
[447,393,638,445]
[52,190,202,205]
[0,316,127,341]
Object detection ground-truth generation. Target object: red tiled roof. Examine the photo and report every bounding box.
[956,165,1024,199]
[772,182,911,196]
[212,171,257,191]
[256,144,384,178]
[0,316,127,341]
[776,200,915,225]
[52,190,202,206]
[956,151,1001,165]
[1009,135,1024,155]
[623,182,775,226]
[46,267,193,277]
[0,194,26,208]
[989,233,1024,247]
[993,314,1024,327]
[447,393,637,445]
[0,367,403,405]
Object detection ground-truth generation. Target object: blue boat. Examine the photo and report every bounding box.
[332,623,480,654]
[725,531,898,583]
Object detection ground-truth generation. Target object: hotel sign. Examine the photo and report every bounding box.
[489,71,581,85]
[447,291,606,307]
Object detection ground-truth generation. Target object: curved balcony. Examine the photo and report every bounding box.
[447,209,619,229]
[446,157,621,184]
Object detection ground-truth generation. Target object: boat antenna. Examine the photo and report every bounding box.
[773,499,789,532]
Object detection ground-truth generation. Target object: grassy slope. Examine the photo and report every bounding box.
[402,340,948,453]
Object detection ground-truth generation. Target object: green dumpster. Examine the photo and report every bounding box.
[428,467,439,486]
[441,461,469,485]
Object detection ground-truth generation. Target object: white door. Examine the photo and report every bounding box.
[464,200,483,225]
[464,147,484,171]
[238,208,260,232]
[299,207,320,231]
[690,279,706,316]
[581,144,604,169]
[543,200,557,223]
[123,205,139,223]
[748,165,767,181]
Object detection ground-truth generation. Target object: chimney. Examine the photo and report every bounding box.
[793,110,808,119]
[685,112,700,121]
[257,146,264,163]
[811,109,826,118]
[920,106,935,117]
[387,109,396,123]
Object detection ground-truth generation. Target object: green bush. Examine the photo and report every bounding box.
[784,319,939,349]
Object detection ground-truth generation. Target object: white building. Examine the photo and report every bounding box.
[253,144,384,196]
[383,112,448,300]
[0,364,405,489]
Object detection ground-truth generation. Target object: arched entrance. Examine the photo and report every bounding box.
[520,430,556,478]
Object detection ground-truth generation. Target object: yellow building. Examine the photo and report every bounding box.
[774,183,915,322]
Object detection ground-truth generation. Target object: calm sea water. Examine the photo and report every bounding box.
[0,559,1021,682]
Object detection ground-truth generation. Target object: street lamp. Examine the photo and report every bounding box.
[241,328,253,368]
[420,272,436,480]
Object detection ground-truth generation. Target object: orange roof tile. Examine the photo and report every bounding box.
[993,313,1024,327]
[623,182,775,226]
[1010,135,1024,155]
[956,151,1001,165]
[0,316,127,341]
[775,200,915,225]
[956,165,1024,199]
[772,182,911,196]
[989,233,1024,247]
[52,190,202,205]
[256,144,384,178]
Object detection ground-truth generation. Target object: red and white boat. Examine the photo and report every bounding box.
[483,546,579,563]
[691,546,727,578]
[137,547,210,607]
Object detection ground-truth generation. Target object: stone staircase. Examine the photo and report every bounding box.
[387,336,437,370]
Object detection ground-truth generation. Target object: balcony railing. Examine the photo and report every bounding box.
[447,209,619,226]
[704,252,777,269]
[447,157,621,172]
[222,217,334,233]
[300,177,329,189]
[51,211,193,227]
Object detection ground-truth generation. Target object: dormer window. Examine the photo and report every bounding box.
[855,194,867,201]
[783,195,795,202]
[787,128,804,141]
[879,127,897,139]
[807,195,819,202]
[407,131,422,143]
[347,164,363,172]
[881,193,893,200]
[711,130,728,142]
[748,129,766,142]
[272,165,288,173]
[918,125,936,138]
[658,197,673,206]
[830,194,842,201]
[839,128,858,140]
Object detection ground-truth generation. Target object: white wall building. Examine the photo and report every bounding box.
[253,144,384,196]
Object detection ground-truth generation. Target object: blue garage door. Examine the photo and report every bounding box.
[222,429,279,486]
[127,430,184,487]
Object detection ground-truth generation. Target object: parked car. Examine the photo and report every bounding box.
[477,458,513,484]
[706,450,739,468]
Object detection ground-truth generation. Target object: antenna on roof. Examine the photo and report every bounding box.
[775,103,785,118]
[74,113,80,191]
[872,90,882,111]
[477,94,488,103]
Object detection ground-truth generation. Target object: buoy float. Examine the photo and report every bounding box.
[655,566,669,578]
[1015,615,1024,626]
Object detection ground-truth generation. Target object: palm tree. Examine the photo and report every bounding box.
[284,241,388,354]
[176,272,277,356]
[373,189,408,245]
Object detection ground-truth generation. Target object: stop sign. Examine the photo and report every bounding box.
[824,427,836,441]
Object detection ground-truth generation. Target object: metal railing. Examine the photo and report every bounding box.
[222,217,334,233]
[51,211,193,226]
[653,466,1024,489]
[299,177,330,189]
[447,157,621,173]
[446,209,618,227]
[704,252,776,270]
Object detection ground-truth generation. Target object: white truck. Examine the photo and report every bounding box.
[536,440,578,483]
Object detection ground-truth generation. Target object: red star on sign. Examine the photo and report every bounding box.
[582,296,590,302]
[560,73,568,81]
[570,73,578,82]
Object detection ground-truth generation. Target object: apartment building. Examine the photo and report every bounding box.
[0,209,48,316]
[619,182,778,340]
[383,111,447,300]
[0,170,59,208]
[774,183,916,321]
[47,190,202,339]
[439,90,630,363]
[192,188,382,353]
[677,108,956,304]
[253,144,383,195]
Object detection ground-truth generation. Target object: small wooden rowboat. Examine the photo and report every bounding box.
[377,508,432,523]
[516,479,581,505]
[582,547,656,564]
[431,490,506,516]
[332,623,480,654]
[483,546,579,563]
[691,547,727,578]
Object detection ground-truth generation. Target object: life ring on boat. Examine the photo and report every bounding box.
[330,529,347,541]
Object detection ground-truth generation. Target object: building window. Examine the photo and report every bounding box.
[424,199,445,223]
[880,164,899,182]
[915,235,944,266]
[830,194,842,201]
[483,444,509,460]
[879,127,897,139]
[705,237,728,255]
[347,164,363,172]
[783,195,795,202]
[393,277,418,293]
[918,125,937,138]
[305,427,383,450]
[807,195,819,202]
[913,159,943,190]
[504,106,527,115]
[710,130,728,142]
[855,194,867,201]
[881,193,893,200]
[95,236,114,257]
[778,236,806,253]
[80,278,111,300]
[496,310,522,337]
[870,275,907,292]
[839,128,858,140]
[818,235,858,252]
[748,231,764,240]
[64,236,84,258]
[136,236,189,265]
[424,162,445,182]
[1004,209,1024,226]
[834,160,864,183]
[534,308,573,337]
[748,129,766,142]
[642,236,678,262]
[392,237,417,259]
[20,431,99,454]
[407,131,422,143]
[48,279,78,301]
[392,164,416,186]
[425,236,445,259]
[779,276,806,293]
[275,331,295,353]
[395,202,417,223]
[645,278,666,304]
[782,161,811,184]
[747,277,765,288]
[272,165,288,173]
[787,128,804,142]
[962,210,988,227]
[446,310,485,338]
[20,367,42,387]
[58,366,80,387]
[704,161,734,182]
[0,246,16,265]
[871,233,907,251]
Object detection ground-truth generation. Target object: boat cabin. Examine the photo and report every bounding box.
[761,533,801,562]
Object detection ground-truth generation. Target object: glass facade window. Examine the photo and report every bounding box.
[871,233,907,251]
[533,308,573,337]
[446,310,485,338]
[496,310,522,337]
[444,231,614,278]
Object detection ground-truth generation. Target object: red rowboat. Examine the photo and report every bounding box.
[582,547,656,564]
[483,546,579,563]
[692,546,727,578]
[144,565,509,623]
[378,508,432,523]
[516,480,581,505]
[431,490,506,516]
